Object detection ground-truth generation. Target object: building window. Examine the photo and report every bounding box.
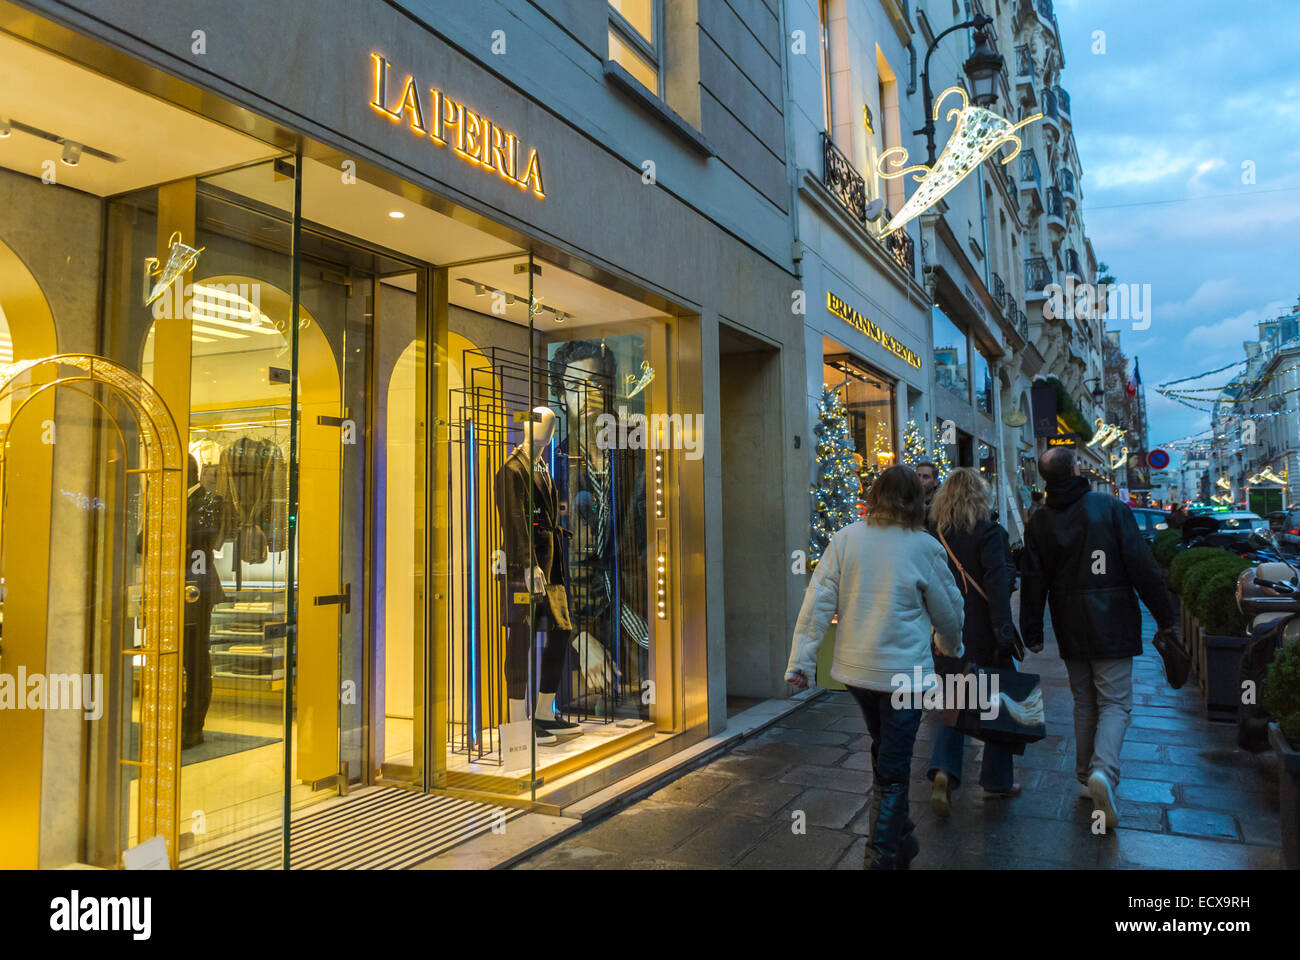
[974,348,993,415]
[875,46,904,215]
[824,354,896,490]
[932,303,969,403]
[608,0,661,97]
[819,0,833,132]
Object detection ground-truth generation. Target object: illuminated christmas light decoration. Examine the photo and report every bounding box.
[1087,419,1125,449]
[143,231,204,307]
[1248,466,1286,485]
[876,87,1042,237]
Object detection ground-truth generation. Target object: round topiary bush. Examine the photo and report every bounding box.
[1152,528,1182,568]
[1189,555,1252,637]
[1180,552,1239,608]
[1263,639,1300,747]
[1170,546,1227,594]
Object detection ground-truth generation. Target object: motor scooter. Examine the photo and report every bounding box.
[1236,562,1300,751]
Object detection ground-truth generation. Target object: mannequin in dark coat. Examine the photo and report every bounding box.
[184,454,226,747]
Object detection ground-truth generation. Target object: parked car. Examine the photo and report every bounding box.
[1215,510,1273,536]
[1130,506,1171,542]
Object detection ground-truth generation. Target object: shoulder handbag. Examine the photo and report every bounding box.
[937,527,1027,661]
[939,663,1047,753]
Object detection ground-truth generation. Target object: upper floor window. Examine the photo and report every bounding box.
[608,0,662,97]
[819,0,833,131]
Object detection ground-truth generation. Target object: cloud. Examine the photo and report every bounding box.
[1184,299,1292,350]
[1188,157,1224,188]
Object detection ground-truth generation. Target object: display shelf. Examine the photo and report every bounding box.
[209,585,288,691]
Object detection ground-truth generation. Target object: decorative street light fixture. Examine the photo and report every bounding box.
[917,13,1005,166]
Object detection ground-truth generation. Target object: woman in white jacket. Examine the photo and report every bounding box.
[786,464,965,869]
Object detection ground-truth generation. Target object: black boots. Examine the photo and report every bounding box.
[865,782,917,870]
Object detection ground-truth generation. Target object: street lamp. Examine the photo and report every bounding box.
[917,13,1005,166]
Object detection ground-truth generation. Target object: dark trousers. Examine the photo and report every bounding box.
[505,603,571,701]
[182,605,213,743]
[847,685,922,866]
[929,724,1015,791]
[847,686,923,789]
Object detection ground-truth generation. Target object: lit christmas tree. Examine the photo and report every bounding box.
[809,385,861,570]
[901,418,928,466]
[931,423,953,481]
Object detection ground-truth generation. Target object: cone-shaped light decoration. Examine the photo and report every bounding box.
[876,87,1042,237]
[144,231,206,307]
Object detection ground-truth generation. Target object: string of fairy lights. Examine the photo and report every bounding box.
[1154,345,1300,494]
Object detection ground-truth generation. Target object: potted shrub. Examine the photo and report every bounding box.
[1263,640,1300,869]
[1170,547,1224,677]
[1191,555,1253,716]
[1170,546,1225,593]
[1152,528,1182,569]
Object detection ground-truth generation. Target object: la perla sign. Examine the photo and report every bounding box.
[369,53,545,199]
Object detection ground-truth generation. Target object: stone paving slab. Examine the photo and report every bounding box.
[513,604,1284,870]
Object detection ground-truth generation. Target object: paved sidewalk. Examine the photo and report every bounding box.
[514,612,1284,870]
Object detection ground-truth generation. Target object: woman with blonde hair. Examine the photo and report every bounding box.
[925,467,1020,816]
[786,464,965,869]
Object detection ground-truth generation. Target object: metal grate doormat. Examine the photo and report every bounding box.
[181,788,525,870]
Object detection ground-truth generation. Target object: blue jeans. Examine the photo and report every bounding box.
[846,686,923,788]
[928,724,1015,791]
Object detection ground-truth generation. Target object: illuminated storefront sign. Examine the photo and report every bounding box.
[369,53,545,199]
[826,291,923,369]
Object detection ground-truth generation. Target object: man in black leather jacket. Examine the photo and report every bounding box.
[1020,446,1177,830]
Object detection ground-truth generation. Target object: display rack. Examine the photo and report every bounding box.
[189,405,293,697]
[446,344,649,767]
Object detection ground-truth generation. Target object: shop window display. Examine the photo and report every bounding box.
[933,304,969,403]
[0,24,702,866]
[823,354,896,490]
[441,254,673,796]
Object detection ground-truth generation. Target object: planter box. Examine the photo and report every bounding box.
[1203,633,1249,717]
[1268,723,1300,870]
[1188,615,1206,696]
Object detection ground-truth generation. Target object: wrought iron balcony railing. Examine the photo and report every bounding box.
[1020,150,1041,188]
[1025,256,1053,294]
[1018,308,1030,340]
[992,272,1008,314]
[821,132,866,223]
[887,228,915,278]
[1041,87,1059,119]
[1046,186,1065,219]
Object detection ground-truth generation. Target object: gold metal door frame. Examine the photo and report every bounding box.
[0,354,184,867]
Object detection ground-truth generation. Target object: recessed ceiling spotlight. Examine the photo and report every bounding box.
[387,210,405,219]
[60,140,82,166]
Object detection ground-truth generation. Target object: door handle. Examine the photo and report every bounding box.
[313,583,351,615]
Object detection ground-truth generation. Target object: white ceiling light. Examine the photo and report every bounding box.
[191,324,246,340]
[387,210,405,219]
[0,118,10,138]
[60,140,82,166]
[190,310,280,335]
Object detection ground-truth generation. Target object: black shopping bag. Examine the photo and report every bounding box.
[940,665,1046,755]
